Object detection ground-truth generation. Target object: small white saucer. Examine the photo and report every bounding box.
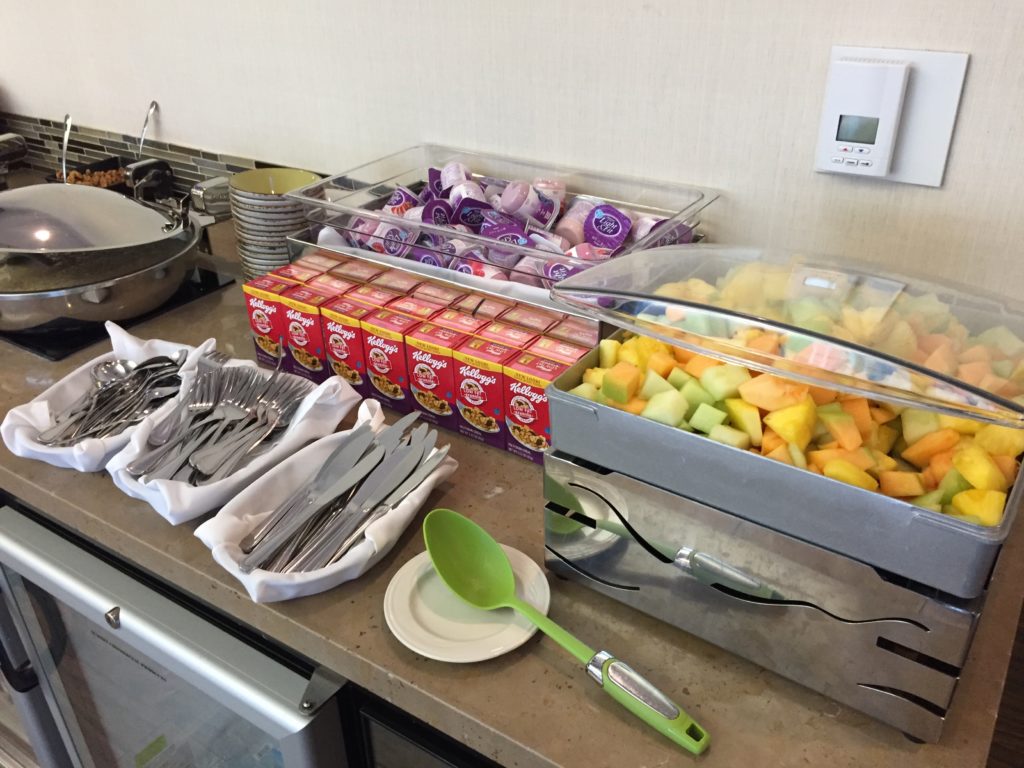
[384,546,550,663]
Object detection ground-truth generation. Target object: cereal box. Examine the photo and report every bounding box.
[294,254,340,271]
[413,282,467,306]
[329,260,385,283]
[431,309,489,335]
[387,295,444,321]
[503,353,568,464]
[478,321,538,350]
[347,284,402,308]
[271,263,324,284]
[321,298,374,399]
[308,273,359,295]
[453,337,517,449]
[525,336,590,366]
[548,319,600,347]
[280,285,335,383]
[242,276,292,367]
[405,323,470,429]
[452,294,514,319]
[499,305,564,333]
[361,309,421,413]
[371,269,422,294]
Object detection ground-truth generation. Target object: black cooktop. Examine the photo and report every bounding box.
[0,268,234,361]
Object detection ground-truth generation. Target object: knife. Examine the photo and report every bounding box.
[374,411,420,454]
[239,445,385,573]
[239,425,376,553]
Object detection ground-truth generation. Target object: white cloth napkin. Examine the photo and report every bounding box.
[194,400,458,602]
[0,323,214,473]
[106,365,360,525]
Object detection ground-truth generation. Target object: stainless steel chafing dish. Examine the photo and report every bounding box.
[542,245,1024,742]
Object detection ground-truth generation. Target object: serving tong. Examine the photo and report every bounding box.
[37,354,184,446]
[239,413,450,573]
[126,359,314,485]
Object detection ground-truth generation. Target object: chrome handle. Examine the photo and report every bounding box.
[104,606,121,629]
[60,113,72,183]
[137,100,159,159]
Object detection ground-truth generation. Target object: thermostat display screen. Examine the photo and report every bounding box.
[836,114,880,145]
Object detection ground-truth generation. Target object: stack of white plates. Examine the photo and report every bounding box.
[229,168,321,280]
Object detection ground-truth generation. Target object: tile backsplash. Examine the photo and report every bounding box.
[0,112,298,198]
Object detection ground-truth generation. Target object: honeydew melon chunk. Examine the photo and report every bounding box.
[951,488,1007,526]
[667,367,693,390]
[636,312,662,323]
[974,425,1024,457]
[677,418,694,432]
[911,489,944,512]
[937,467,972,504]
[724,398,763,447]
[993,359,1014,379]
[787,443,807,469]
[708,424,751,450]
[639,370,676,400]
[700,364,752,401]
[823,459,879,491]
[568,382,599,402]
[816,402,844,417]
[900,409,941,445]
[598,339,621,369]
[690,402,728,434]
[640,389,689,427]
[603,362,643,404]
[681,380,715,420]
[975,325,1024,357]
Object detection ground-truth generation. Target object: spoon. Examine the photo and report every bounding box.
[91,359,135,387]
[422,509,709,756]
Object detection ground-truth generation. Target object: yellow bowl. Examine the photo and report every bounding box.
[229,167,320,196]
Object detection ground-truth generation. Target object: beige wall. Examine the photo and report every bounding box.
[2,0,1023,296]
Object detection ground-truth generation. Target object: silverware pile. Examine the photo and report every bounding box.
[37,354,185,446]
[239,412,449,573]
[126,356,314,485]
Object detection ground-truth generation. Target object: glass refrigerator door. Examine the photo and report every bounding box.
[0,507,346,768]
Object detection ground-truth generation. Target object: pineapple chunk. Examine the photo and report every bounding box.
[953,443,1009,492]
[950,489,1007,526]
[974,425,1024,457]
[598,339,620,368]
[823,459,879,491]
[763,396,817,451]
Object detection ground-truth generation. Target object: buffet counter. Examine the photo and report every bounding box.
[1,285,1021,768]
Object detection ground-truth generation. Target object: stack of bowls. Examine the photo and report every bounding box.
[229,168,321,279]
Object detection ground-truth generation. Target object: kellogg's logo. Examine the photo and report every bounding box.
[369,347,391,374]
[411,350,447,371]
[509,381,547,405]
[413,362,439,390]
[249,297,277,316]
[460,378,486,406]
[252,309,272,334]
[458,365,497,388]
[328,332,350,360]
[509,394,538,424]
[367,336,399,356]
[285,309,315,328]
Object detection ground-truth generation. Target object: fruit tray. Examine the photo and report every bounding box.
[285,144,717,288]
[546,246,1024,598]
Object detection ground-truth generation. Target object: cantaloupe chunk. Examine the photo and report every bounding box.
[920,467,938,491]
[878,471,926,498]
[646,351,676,379]
[919,333,955,355]
[840,398,873,438]
[937,414,983,434]
[979,373,1010,394]
[960,344,992,363]
[671,345,695,364]
[747,333,781,355]
[684,355,722,379]
[924,344,958,375]
[823,459,879,491]
[764,444,794,464]
[953,443,1009,491]
[957,361,991,386]
[603,362,643,404]
[621,398,648,415]
[869,406,898,424]
[950,489,1007,526]
[761,428,785,455]
[737,375,809,411]
[991,455,1020,485]
[929,449,956,481]
[820,411,862,450]
[901,428,961,468]
[763,396,817,451]
[808,386,838,405]
[724,398,763,447]
[975,425,1024,457]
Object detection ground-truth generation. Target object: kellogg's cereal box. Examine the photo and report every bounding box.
[321,298,374,399]
[405,323,470,429]
[453,337,517,449]
[525,336,590,366]
[270,263,324,283]
[478,321,538,350]
[242,276,292,367]
[280,285,335,383]
[346,284,402,308]
[503,353,568,464]
[387,295,444,321]
[547,319,600,347]
[499,305,563,333]
[452,294,513,319]
[371,269,422,294]
[329,261,384,283]
[361,309,421,412]
[413,282,467,306]
[293,254,340,271]
[308,273,358,295]
[431,309,488,335]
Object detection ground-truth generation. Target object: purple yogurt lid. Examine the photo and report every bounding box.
[383,186,419,216]
[452,198,492,232]
[583,204,632,250]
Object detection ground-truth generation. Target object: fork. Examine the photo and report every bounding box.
[148,350,231,447]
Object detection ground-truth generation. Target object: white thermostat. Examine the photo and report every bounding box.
[816,57,909,177]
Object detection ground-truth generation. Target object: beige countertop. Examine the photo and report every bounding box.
[1,285,1022,767]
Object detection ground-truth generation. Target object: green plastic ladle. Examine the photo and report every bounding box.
[422,508,710,756]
